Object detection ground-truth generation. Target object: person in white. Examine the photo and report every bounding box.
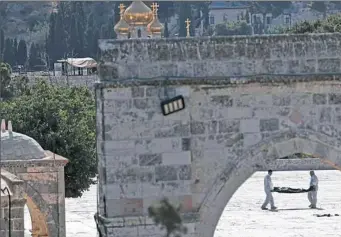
[261,170,277,210]
[308,170,318,209]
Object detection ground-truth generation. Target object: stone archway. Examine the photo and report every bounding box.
[25,194,50,237]
[1,122,68,237]
[196,129,341,237]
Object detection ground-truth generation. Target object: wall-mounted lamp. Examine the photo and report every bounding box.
[161,95,185,116]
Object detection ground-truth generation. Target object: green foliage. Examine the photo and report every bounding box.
[17,39,27,66]
[1,80,97,198]
[46,1,115,66]
[250,2,292,18]
[0,29,4,60]
[0,62,11,98]
[28,43,43,70]
[148,198,187,237]
[285,14,341,34]
[215,21,252,36]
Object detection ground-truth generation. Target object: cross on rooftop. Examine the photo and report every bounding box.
[185,18,191,28]
[151,2,159,13]
[119,3,125,13]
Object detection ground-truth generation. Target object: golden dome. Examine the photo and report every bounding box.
[147,15,163,35]
[114,18,130,35]
[123,1,153,26]
[114,4,130,35]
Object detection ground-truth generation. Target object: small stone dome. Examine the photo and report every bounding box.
[1,131,46,161]
[123,1,153,26]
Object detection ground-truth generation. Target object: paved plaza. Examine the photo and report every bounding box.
[24,170,341,237]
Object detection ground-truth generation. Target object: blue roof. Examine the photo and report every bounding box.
[209,1,250,10]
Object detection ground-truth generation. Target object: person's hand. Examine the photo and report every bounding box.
[309,186,315,191]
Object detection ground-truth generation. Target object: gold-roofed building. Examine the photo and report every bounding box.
[123,0,153,26]
[114,3,130,37]
[114,0,164,39]
[147,2,164,37]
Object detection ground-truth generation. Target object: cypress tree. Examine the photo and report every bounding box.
[0,29,4,61]
[3,38,15,66]
[46,13,56,64]
[13,38,18,65]
[75,2,86,57]
[28,43,38,70]
[17,39,28,66]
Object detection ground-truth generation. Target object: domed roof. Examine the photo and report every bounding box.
[147,14,163,35]
[114,18,130,35]
[1,131,46,161]
[123,1,153,26]
[114,4,130,35]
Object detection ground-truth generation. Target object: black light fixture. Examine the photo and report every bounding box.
[161,95,185,116]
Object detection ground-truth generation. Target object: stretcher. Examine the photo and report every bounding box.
[272,186,314,193]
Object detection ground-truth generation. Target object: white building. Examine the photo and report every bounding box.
[270,8,324,30]
[53,57,97,77]
[208,1,250,25]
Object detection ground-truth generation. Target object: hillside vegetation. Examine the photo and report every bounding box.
[0,2,52,44]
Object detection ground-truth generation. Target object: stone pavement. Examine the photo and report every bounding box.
[215,170,341,237]
[24,170,341,237]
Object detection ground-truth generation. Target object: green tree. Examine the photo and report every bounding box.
[0,29,4,61]
[215,21,252,36]
[148,198,187,237]
[285,14,341,34]
[7,75,29,98]
[28,43,39,70]
[85,12,99,58]
[13,38,18,65]
[158,1,175,37]
[3,38,15,66]
[17,39,27,66]
[0,62,11,99]
[1,80,97,198]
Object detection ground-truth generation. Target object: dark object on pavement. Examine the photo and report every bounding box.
[273,187,310,193]
[314,214,340,217]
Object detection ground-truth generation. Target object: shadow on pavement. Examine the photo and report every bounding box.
[277,208,324,211]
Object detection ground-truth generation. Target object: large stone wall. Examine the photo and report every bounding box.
[96,81,341,237]
[96,33,341,237]
[98,33,341,81]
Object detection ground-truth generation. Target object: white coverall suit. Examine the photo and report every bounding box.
[308,174,318,207]
[261,174,275,209]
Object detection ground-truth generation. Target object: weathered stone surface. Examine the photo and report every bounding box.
[218,120,240,133]
[211,96,233,107]
[99,34,341,80]
[190,121,206,135]
[97,34,341,237]
[260,118,279,132]
[182,138,191,151]
[313,94,327,105]
[155,166,178,182]
[139,154,162,166]
[329,93,341,104]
